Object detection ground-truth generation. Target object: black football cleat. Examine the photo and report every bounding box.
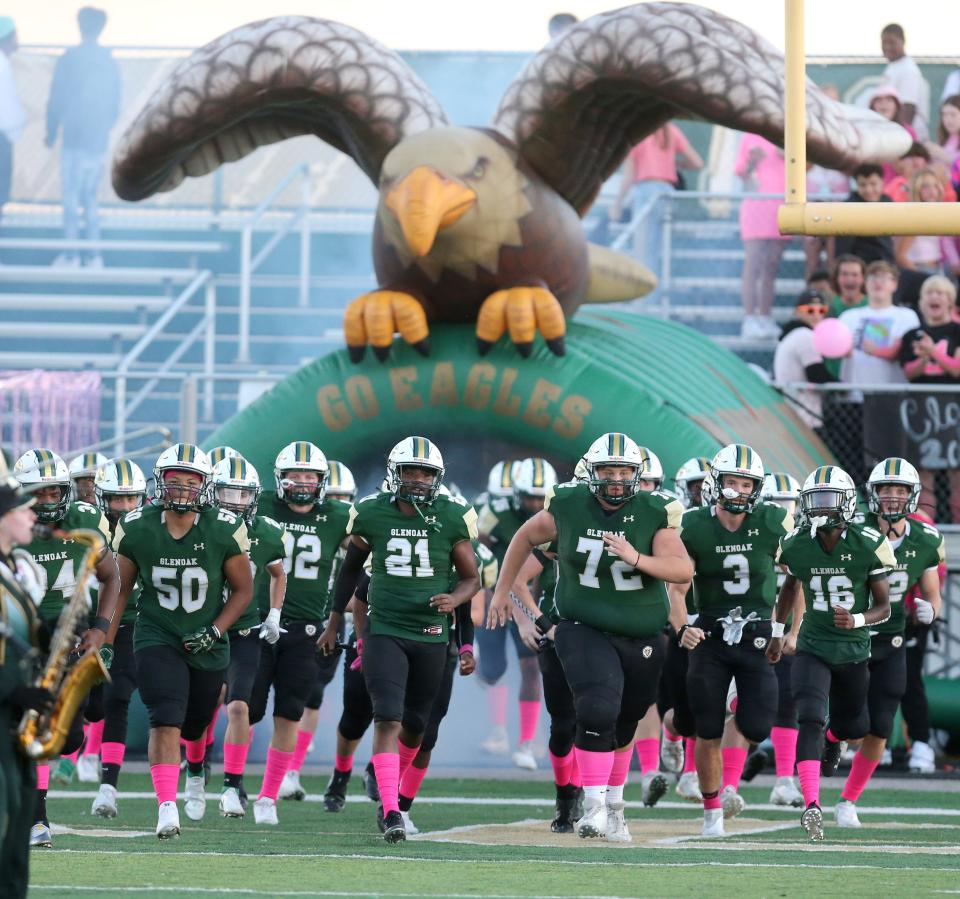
[821,738,843,777]
[323,769,351,812]
[363,761,380,803]
[741,748,769,783]
[382,810,407,843]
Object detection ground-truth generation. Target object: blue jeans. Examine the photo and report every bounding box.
[61,148,105,247]
[631,180,675,301]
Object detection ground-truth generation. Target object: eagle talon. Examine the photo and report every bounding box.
[342,290,430,364]
[545,337,565,357]
[475,286,567,360]
[476,338,494,357]
[347,345,366,363]
[372,345,392,362]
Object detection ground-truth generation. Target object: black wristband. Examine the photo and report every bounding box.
[676,624,690,645]
[534,614,553,635]
[91,616,111,635]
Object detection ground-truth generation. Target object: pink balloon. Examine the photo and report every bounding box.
[812,318,853,358]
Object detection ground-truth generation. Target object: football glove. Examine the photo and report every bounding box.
[259,608,283,644]
[915,598,935,625]
[98,644,114,670]
[350,638,363,672]
[183,625,222,654]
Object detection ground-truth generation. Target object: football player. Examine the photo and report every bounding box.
[489,433,691,844]
[671,445,797,836]
[247,441,350,825]
[319,436,480,843]
[68,452,109,505]
[207,457,287,820]
[109,443,253,839]
[767,465,894,842]
[833,460,942,827]
[476,458,554,768]
[280,460,357,802]
[89,459,148,819]
[13,448,118,848]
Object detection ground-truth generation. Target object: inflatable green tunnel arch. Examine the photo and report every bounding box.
[205,310,832,494]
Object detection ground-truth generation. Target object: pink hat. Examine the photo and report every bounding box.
[869,83,902,105]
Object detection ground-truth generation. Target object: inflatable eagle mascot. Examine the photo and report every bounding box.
[113,2,909,361]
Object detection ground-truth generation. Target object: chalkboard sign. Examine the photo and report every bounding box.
[863,393,960,470]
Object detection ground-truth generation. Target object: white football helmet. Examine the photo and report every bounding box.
[573,458,589,482]
[867,457,921,521]
[637,446,664,489]
[761,472,801,513]
[674,456,711,508]
[212,456,261,522]
[207,446,241,468]
[580,432,644,505]
[800,465,858,527]
[703,444,765,513]
[513,457,557,518]
[486,460,519,499]
[153,444,212,513]
[95,458,148,521]
[14,448,71,523]
[274,441,328,505]
[325,460,357,502]
[387,436,444,505]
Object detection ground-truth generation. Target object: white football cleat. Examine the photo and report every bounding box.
[481,726,509,755]
[720,785,745,820]
[91,783,118,818]
[29,822,53,848]
[801,803,824,841]
[641,772,668,807]
[770,776,804,808]
[675,771,702,802]
[156,801,180,839]
[605,802,632,843]
[575,797,608,839]
[512,741,537,770]
[76,754,100,783]
[400,810,419,835]
[701,807,724,837]
[278,769,305,801]
[253,796,279,825]
[660,737,684,774]
[909,740,936,774]
[184,775,206,821]
[834,799,861,828]
[219,787,245,818]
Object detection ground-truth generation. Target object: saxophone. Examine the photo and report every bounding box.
[18,526,112,760]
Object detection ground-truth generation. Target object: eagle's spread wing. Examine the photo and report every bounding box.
[492,2,911,215]
[112,16,448,200]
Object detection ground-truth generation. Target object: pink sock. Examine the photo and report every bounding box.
[290,729,313,774]
[635,738,659,776]
[335,753,353,774]
[797,759,820,807]
[703,791,721,811]
[398,739,419,780]
[841,751,880,803]
[62,747,80,764]
[771,726,798,778]
[36,763,50,790]
[721,747,748,791]
[150,763,180,806]
[574,748,615,787]
[826,728,839,744]
[683,738,697,774]
[100,742,125,767]
[223,740,250,777]
[662,725,682,743]
[400,763,429,800]
[519,700,540,743]
[85,720,104,756]
[569,750,582,787]
[487,684,508,728]
[371,751,400,814]
[206,704,221,747]
[258,748,293,801]
[549,749,574,787]
[185,735,207,766]
[608,747,632,787]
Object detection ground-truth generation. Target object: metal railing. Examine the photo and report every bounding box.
[237,163,313,364]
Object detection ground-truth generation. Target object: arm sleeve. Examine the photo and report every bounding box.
[331,541,367,616]
[453,602,474,650]
[354,570,370,606]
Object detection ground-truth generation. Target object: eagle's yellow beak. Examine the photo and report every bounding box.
[386,166,477,257]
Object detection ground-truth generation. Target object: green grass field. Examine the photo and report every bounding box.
[29,773,960,898]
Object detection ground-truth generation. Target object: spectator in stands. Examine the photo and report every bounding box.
[773,288,835,430]
[45,7,121,269]
[900,275,960,522]
[868,84,916,187]
[829,254,868,317]
[608,123,703,298]
[734,133,790,340]
[833,165,895,265]
[881,23,931,140]
[943,69,960,105]
[926,94,960,173]
[0,16,23,230]
[895,169,955,308]
[886,142,932,201]
[807,269,832,299]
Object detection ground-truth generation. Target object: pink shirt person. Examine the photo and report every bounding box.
[734,134,789,241]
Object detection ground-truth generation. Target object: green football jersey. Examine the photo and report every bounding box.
[681,501,793,619]
[865,514,944,636]
[474,540,499,591]
[237,514,287,632]
[113,503,249,670]
[348,492,478,643]
[478,498,526,564]
[777,523,896,664]
[545,483,683,638]
[533,542,559,625]
[19,501,111,623]
[255,492,351,622]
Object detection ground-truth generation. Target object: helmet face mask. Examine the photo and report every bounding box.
[325,461,357,503]
[392,464,443,505]
[153,444,212,513]
[273,441,328,505]
[512,458,557,519]
[212,457,261,521]
[675,457,711,508]
[800,465,858,529]
[590,463,640,505]
[95,458,148,523]
[867,458,921,522]
[69,452,109,503]
[14,449,71,524]
[581,433,645,506]
[705,444,765,514]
